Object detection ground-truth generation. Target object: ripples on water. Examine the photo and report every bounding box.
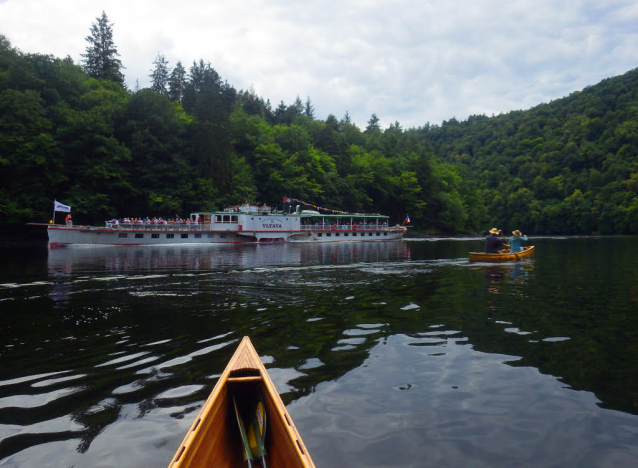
[1,239,638,467]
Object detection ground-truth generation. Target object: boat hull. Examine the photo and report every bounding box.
[47,225,405,246]
[168,336,315,468]
[469,245,535,263]
[47,226,250,246]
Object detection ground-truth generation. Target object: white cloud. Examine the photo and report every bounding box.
[1,0,637,129]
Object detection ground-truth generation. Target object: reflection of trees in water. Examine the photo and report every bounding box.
[37,241,638,422]
[4,237,638,462]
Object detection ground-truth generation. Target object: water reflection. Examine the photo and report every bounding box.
[292,334,638,468]
[1,238,638,467]
[46,241,411,275]
[479,262,534,295]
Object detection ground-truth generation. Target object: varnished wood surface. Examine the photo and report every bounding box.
[168,336,316,468]
[469,245,535,263]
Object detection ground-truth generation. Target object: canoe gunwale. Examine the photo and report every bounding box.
[469,245,535,263]
[168,336,315,468]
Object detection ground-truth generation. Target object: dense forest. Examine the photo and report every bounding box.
[421,73,638,235]
[2,13,638,234]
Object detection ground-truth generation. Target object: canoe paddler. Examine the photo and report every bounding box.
[485,228,510,253]
[508,230,529,253]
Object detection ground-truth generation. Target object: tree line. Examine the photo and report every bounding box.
[1,12,638,235]
[417,69,638,234]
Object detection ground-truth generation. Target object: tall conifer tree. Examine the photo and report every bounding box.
[150,53,169,95]
[168,61,186,103]
[366,113,381,133]
[81,11,125,86]
[304,96,315,119]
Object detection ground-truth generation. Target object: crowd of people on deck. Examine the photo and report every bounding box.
[300,219,389,229]
[105,216,200,227]
[485,228,529,254]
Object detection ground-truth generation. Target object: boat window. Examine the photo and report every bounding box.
[118,233,128,238]
[353,233,357,236]
[376,233,381,236]
[384,233,387,236]
[231,215,238,223]
[369,233,373,236]
[166,234,174,239]
[215,215,222,222]
[344,233,349,237]
[195,233,202,239]
[181,234,188,238]
[223,215,230,223]
[220,233,227,238]
[151,233,159,239]
[326,233,331,237]
[135,233,144,239]
[336,233,340,237]
[208,234,215,238]
[317,233,322,237]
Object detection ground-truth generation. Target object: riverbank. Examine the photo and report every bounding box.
[0,224,48,243]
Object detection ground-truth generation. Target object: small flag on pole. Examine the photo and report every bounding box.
[54,200,71,213]
[404,214,410,223]
[283,197,291,203]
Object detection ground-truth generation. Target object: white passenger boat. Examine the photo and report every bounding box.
[47,204,407,246]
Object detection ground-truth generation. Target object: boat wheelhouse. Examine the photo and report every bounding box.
[47,204,406,246]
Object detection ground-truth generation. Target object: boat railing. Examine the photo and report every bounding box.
[106,223,207,231]
[299,224,388,232]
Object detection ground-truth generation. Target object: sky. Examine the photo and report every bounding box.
[1,0,638,130]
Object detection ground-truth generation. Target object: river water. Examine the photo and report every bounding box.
[1,237,637,467]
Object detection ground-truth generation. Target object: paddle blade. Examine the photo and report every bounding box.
[233,395,254,466]
[247,399,267,459]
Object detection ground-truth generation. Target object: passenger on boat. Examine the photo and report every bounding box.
[508,230,529,253]
[65,214,72,225]
[485,228,509,253]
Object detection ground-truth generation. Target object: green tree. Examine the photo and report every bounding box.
[56,79,132,220]
[116,89,192,214]
[304,96,315,119]
[168,61,186,103]
[365,113,380,134]
[81,11,125,86]
[150,53,169,95]
[183,60,237,194]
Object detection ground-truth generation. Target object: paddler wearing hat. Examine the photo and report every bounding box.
[507,230,529,253]
[485,227,510,253]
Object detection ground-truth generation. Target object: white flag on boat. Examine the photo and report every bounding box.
[53,200,71,213]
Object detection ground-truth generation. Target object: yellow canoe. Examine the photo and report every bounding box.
[469,245,535,263]
[168,336,315,468]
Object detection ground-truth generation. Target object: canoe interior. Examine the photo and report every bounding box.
[469,245,535,263]
[169,337,314,468]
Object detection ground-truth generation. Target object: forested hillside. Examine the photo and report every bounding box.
[2,28,638,234]
[420,70,638,234]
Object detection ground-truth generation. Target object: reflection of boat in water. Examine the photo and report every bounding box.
[469,246,535,263]
[48,203,406,246]
[168,336,315,468]
[47,241,412,274]
[482,262,534,295]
